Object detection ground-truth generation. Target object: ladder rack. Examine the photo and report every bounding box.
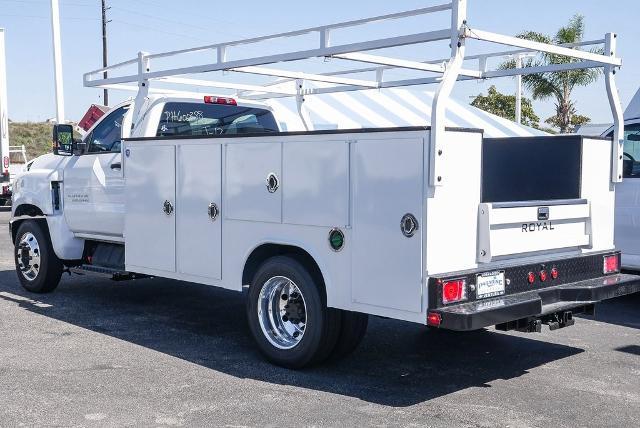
[83,0,624,186]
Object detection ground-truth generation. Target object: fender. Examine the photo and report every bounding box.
[241,238,339,307]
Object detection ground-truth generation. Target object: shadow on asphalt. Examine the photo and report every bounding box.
[0,269,607,407]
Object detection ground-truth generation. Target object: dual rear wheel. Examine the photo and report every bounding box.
[247,256,368,369]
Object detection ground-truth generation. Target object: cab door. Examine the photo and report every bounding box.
[64,105,131,237]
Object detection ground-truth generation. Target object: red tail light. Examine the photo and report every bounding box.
[550,267,559,280]
[3,156,8,168]
[441,279,467,304]
[427,312,442,327]
[539,270,548,282]
[527,272,536,284]
[603,254,620,274]
[204,96,237,105]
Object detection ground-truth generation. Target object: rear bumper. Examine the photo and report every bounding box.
[432,273,640,331]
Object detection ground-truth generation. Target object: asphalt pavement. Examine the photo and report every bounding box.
[0,208,638,427]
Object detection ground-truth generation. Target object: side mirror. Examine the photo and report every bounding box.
[52,124,74,156]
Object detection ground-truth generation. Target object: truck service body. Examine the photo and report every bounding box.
[10,1,640,367]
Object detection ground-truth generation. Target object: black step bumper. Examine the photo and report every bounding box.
[432,273,640,331]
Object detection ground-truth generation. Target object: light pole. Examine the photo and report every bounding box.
[50,0,65,123]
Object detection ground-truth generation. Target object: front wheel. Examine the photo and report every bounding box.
[14,220,63,293]
[246,256,341,369]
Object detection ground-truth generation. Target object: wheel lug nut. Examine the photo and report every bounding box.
[281,294,288,300]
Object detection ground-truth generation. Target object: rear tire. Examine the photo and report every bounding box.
[329,311,368,361]
[246,255,341,369]
[14,220,63,293]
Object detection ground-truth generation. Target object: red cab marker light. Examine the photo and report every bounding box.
[551,267,559,280]
[527,272,536,284]
[442,279,467,304]
[603,254,620,274]
[539,270,547,282]
[204,95,237,105]
[427,312,442,327]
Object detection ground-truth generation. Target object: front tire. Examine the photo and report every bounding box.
[246,256,341,369]
[14,220,63,293]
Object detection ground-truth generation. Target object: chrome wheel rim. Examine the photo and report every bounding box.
[257,276,307,350]
[16,232,41,281]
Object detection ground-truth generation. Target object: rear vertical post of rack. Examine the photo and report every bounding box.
[604,32,624,183]
[132,51,150,130]
[429,0,466,187]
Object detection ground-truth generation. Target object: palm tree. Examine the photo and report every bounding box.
[503,15,600,133]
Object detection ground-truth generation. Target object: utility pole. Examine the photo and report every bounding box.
[50,0,65,123]
[101,0,109,106]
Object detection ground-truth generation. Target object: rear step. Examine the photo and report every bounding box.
[70,241,144,281]
[495,304,595,333]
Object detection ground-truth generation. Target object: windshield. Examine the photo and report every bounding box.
[157,102,279,137]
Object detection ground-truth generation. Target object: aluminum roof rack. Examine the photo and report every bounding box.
[84,0,624,186]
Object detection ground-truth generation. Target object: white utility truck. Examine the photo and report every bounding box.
[10,2,640,368]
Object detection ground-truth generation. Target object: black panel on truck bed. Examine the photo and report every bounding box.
[482,135,583,203]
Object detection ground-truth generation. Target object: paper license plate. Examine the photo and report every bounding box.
[476,271,505,299]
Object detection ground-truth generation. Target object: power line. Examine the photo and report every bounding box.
[109,19,210,43]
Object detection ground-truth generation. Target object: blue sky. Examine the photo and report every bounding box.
[0,0,638,124]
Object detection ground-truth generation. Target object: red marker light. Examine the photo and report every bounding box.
[539,270,548,282]
[527,272,536,284]
[551,267,559,280]
[204,96,237,105]
[603,254,620,274]
[427,312,442,327]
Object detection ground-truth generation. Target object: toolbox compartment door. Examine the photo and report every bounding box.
[351,137,423,313]
[125,144,176,273]
[176,144,222,280]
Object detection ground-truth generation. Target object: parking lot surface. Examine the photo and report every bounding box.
[0,208,638,427]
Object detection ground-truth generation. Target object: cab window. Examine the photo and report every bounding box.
[86,105,130,153]
[621,124,640,178]
[156,102,279,137]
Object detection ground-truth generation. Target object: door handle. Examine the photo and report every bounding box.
[110,162,122,170]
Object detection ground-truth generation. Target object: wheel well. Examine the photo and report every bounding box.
[14,204,44,217]
[242,244,325,291]
[11,204,46,243]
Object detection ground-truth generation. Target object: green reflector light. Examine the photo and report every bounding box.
[329,228,344,251]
